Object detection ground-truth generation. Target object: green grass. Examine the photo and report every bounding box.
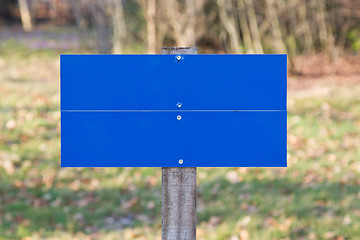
[1,45,360,239]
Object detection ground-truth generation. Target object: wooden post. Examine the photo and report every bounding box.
[161,47,198,240]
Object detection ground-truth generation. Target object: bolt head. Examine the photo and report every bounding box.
[178,159,183,165]
[176,102,182,108]
[177,115,182,120]
[176,55,181,60]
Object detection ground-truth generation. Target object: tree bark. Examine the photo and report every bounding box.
[147,0,157,53]
[217,0,241,53]
[136,0,157,53]
[70,0,86,29]
[265,0,286,53]
[245,0,263,53]
[112,0,127,53]
[165,0,197,47]
[88,0,112,53]
[18,0,32,32]
[316,1,336,60]
[237,0,253,53]
[297,1,314,54]
[185,0,196,46]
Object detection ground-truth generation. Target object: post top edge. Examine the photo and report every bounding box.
[161,47,198,54]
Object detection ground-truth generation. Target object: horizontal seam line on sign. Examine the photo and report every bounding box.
[61,110,287,112]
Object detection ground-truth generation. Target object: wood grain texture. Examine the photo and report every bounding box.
[162,167,197,239]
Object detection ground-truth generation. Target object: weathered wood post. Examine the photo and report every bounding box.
[161,47,198,240]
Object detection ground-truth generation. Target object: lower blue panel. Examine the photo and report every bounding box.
[61,111,287,167]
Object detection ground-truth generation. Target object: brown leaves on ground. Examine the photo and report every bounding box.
[289,54,360,90]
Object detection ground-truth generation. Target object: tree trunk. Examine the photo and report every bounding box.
[88,0,112,53]
[147,0,157,53]
[70,0,86,29]
[136,0,158,53]
[18,0,32,32]
[165,0,185,46]
[316,1,336,60]
[185,0,196,46]
[112,0,127,53]
[237,0,253,53]
[265,0,286,53]
[165,0,197,47]
[298,1,314,54]
[217,0,241,53]
[245,0,263,53]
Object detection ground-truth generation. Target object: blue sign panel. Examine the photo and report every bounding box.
[61,54,287,167]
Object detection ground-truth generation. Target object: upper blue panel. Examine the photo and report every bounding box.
[60,54,287,110]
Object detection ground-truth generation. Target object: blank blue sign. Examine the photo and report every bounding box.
[61,54,287,167]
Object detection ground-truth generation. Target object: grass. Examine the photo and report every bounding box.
[0,42,360,240]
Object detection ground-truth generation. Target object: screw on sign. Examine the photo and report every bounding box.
[60,47,287,239]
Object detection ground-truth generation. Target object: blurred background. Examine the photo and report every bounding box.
[0,0,360,239]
